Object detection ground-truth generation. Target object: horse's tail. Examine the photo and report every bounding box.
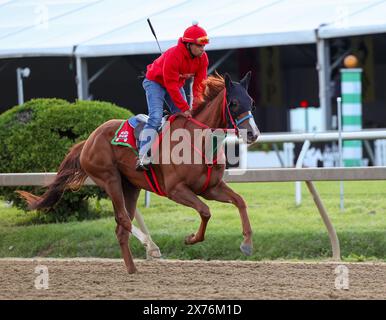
[17,140,88,210]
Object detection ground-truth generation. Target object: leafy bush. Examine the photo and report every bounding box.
[0,98,133,223]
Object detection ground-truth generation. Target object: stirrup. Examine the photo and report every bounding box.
[135,157,150,171]
[135,161,149,171]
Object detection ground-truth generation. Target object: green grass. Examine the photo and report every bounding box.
[1,181,386,262]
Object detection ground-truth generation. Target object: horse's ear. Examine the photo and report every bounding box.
[240,71,252,90]
[224,73,233,91]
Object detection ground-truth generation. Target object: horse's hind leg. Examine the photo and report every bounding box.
[168,183,211,245]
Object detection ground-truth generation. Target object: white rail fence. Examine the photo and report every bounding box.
[232,129,386,169]
[231,129,386,205]
[1,167,386,261]
[252,129,386,144]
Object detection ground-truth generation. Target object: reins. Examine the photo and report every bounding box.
[145,87,253,196]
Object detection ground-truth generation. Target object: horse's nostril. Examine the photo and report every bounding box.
[247,131,259,141]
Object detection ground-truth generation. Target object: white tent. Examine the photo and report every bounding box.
[1,0,385,129]
[0,0,385,58]
[318,0,386,38]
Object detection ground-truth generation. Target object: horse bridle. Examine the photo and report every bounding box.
[223,90,254,136]
[187,89,254,136]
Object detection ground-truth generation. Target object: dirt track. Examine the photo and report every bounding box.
[1,258,386,300]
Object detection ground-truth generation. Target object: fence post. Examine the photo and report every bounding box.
[145,191,151,208]
[295,140,310,206]
[340,68,363,166]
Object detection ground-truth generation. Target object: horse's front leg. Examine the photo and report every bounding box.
[168,183,211,245]
[202,181,253,256]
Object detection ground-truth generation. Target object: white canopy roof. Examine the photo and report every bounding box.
[0,0,385,59]
[318,0,386,38]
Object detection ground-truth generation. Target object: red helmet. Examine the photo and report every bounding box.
[182,21,209,45]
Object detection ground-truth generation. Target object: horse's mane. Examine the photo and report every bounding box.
[193,72,225,116]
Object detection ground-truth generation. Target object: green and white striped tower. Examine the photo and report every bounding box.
[340,68,363,167]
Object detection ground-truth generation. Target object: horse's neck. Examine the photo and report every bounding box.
[194,89,226,129]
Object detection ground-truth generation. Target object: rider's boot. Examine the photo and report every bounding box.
[136,129,157,171]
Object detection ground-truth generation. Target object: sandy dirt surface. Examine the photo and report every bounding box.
[1,258,386,300]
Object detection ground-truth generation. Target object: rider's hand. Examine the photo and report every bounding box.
[183,110,192,118]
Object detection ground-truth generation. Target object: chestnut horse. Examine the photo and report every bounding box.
[18,72,260,273]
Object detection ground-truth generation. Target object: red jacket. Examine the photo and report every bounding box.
[146,38,209,112]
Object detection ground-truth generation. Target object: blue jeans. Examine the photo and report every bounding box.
[138,78,187,154]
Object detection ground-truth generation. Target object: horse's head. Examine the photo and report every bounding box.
[224,72,260,144]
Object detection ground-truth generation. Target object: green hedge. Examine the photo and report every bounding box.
[0,98,133,222]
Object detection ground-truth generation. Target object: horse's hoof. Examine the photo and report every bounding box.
[240,243,253,256]
[185,233,196,245]
[127,267,138,274]
[146,247,162,259]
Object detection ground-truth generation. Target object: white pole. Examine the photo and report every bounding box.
[16,67,30,105]
[145,190,151,208]
[16,68,23,105]
[337,97,344,211]
[76,57,89,100]
[316,38,332,131]
[295,140,311,206]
